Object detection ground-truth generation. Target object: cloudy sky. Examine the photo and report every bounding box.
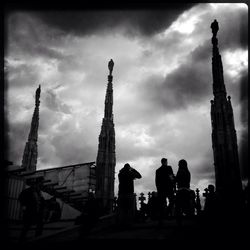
[4,3,248,198]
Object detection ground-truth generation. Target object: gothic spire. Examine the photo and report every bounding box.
[104,59,114,120]
[21,85,41,171]
[210,20,242,206]
[95,60,116,214]
[211,19,226,97]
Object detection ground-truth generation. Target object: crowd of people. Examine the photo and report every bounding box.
[116,158,199,228]
[18,157,241,241]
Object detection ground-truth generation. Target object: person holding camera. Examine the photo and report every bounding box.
[117,163,142,227]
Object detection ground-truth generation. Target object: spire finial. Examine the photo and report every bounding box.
[35,84,41,106]
[211,19,219,37]
[108,59,114,75]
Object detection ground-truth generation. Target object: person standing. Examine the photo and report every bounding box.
[155,158,175,226]
[175,159,192,225]
[176,159,191,190]
[117,163,142,227]
[76,192,101,239]
[18,178,45,243]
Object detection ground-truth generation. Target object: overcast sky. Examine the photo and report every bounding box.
[4,3,248,197]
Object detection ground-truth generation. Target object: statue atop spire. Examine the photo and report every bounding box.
[211,19,219,37]
[35,84,41,107]
[210,19,226,96]
[108,59,114,76]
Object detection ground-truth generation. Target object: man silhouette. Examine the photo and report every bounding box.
[117,163,142,227]
[155,158,175,226]
[18,178,45,242]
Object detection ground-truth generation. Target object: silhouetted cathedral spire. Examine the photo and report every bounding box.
[96,59,116,214]
[21,85,41,171]
[210,20,242,203]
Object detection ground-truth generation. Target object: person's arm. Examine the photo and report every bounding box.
[131,168,142,179]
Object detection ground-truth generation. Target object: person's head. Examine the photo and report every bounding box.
[161,158,168,166]
[178,159,188,171]
[208,184,215,193]
[26,178,41,189]
[152,191,157,197]
[124,163,131,170]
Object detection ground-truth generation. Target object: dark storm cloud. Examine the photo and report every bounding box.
[218,8,248,50]
[50,133,97,165]
[5,4,248,194]
[6,12,66,61]
[48,120,98,166]
[141,43,212,112]
[186,4,248,52]
[8,29,65,61]
[44,89,72,114]
[34,4,195,38]
[139,18,247,114]
[116,135,161,163]
[4,60,39,88]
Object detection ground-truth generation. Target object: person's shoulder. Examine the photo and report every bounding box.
[118,169,124,174]
[156,166,164,173]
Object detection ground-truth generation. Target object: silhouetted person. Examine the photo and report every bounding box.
[176,159,191,189]
[147,191,160,220]
[48,197,61,222]
[155,158,175,226]
[77,192,100,238]
[175,159,192,225]
[18,179,45,243]
[117,163,142,227]
[203,184,217,218]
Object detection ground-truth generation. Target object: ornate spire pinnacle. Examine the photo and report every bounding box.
[209,20,242,206]
[105,59,114,120]
[35,84,41,107]
[211,19,226,96]
[211,19,219,37]
[108,59,114,76]
[21,85,41,171]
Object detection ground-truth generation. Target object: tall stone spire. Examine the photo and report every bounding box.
[21,85,41,172]
[211,19,227,97]
[95,59,116,214]
[210,20,242,204]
